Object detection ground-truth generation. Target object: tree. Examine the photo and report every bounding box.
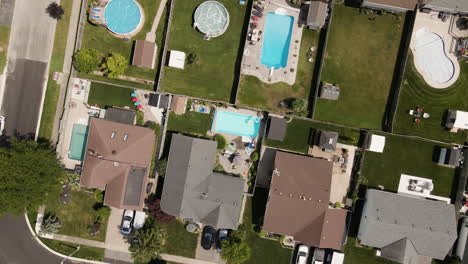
[220,225,251,264]
[456,17,468,31]
[290,98,306,111]
[40,214,61,234]
[101,52,128,78]
[0,138,66,215]
[46,2,64,20]
[73,49,101,73]
[147,198,175,223]
[129,218,163,264]
[214,134,227,150]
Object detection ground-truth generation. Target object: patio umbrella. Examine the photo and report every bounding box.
[252,16,259,21]
[136,104,142,109]
[134,102,141,106]
[131,93,137,97]
[132,97,138,102]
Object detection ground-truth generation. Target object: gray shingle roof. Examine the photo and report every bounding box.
[423,0,468,13]
[104,107,136,125]
[161,134,245,229]
[267,117,287,141]
[317,130,338,150]
[358,189,457,263]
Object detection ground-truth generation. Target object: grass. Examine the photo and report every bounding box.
[160,0,248,101]
[237,29,319,112]
[81,0,160,81]
[44,190,109,241]
[393,55,468,144]
[158,220,198,258]
[0,25,10,72]
[149,123,161,175]
[314,5,405,129]
[37,0,73,140]
[87,82,136,109]
[167,111,213,136]
[361,134,456,197]
[265,118,361,153]
[40,238,105,261]
[344,238,397,264]
[76,72,153,90]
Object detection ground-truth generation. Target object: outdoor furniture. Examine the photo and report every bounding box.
[409,110,414,115]
[423,113,430,118]
[414,118,421,124]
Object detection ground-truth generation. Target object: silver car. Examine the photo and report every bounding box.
[121,210,134,235]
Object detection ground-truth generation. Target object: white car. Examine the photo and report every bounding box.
[0,116,5,136]
[296,245,309,264]
[121,210,134,235]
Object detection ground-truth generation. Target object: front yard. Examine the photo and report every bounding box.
[158,220,198,258]
[344,238,397,264]
[314,4,405,129]
[361,134,456,198]
[160,0,248,101]
[41,238,105,261]
[87,82,136,109]
[237,29,319,112]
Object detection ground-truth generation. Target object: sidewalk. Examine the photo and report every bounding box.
[145,0,168,42]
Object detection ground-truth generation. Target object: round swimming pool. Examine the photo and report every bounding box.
[105,0,142,35]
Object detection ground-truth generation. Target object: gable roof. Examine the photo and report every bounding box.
[317,130,338,150]
[267,116,287,141]
[132,40,156,69]
[262,151,347,250]
[358,189,458,262]
[80,118,155,210]
[160,134,245,229]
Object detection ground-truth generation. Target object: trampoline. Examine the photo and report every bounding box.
[194,1,229,38]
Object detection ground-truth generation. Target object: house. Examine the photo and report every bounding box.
[446,110,468,132]
[437,147,463,168]
[367,134,385,153]
[266,116,287,141]
[307,0,328,30]
[262,151,348,250]
[319,82,340,100]
[80,118,155,210]
[316,130,338,151]
[361,0,419,12]
[132,40,157,69]
[421,0,468,15]
[103,107,136,125]
[161,134,245,230]
[358,189,457,264]
[170,95,187,115]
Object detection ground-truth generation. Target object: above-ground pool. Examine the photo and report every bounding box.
[260,12,294,69]
[194,1,229,37]
[105,0,142,35]
[68,124,89,161]
[212,111,261,138]
[413,29,455,85]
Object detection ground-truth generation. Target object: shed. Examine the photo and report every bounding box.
[437,147,463,168]
[267,116,287,141]
[104,107,136,125]
[316,130,338,151]
[168,50,186,69]
[446,110,468,131]
[132,40,157,69]
[319,82,340,100]
[170,95,187,115]
[367,134,385,153]
[148,93,170,110]
[307,0,328,30]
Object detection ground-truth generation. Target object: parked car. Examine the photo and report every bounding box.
[121,210,134,235]
[216,229,229,251]
[0,116,5,136]
[296,245,309,264]
[201,226,216,250]
[312,248,325,264]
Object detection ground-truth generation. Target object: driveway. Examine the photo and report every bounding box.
[195,230,225,264]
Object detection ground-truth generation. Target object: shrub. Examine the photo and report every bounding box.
[46,2,64,20]
[187,53,197,64]
[41,214,61,234]
[148,198,175,223]
[156,159,167,178]
[291,99,306,111]
[94,189,104,203]
[73,49,101,73]
[214,134,227,150]
[101,52,128,78]
[136,111,144,126]
[129,218,163,264]
[221,225,250,264]
[94,206,111,223]
[250,152,259,162]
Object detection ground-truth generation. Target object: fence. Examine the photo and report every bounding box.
[155,0,175,92]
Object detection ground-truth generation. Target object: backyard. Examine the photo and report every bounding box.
[393,54,468,144]
[265,118,361,153]
[44,190,110,241]
[0,25,10,73]
[361,134,456,198]
[167,109,213,136]
[158,220,198,258]
[87,82,136,109]
[343,238,397,264]
[160,0,248,101]
[314,4,405,129]
[237,29,319,112]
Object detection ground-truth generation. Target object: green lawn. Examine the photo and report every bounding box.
[167,110,213,136]
[314,4,405,129]
[158,220,198,258]
[265,118,361,153]
[237,29,319,112]
[393,54,468,144]
[44,190,109,241]
[77,72,153,90]
[81,0,160,81]
[344,238,397,264]
[0,25,10,73]
[160,0,248,101]
[87,82,136,109]
[40,238,105,261]
[361,134,456,197]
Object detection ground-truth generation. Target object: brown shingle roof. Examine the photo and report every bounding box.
[132,40,157,69]
[170,95,187,115]
[80,118,155,210]
[364,0,418,10]
[262,151,347,250]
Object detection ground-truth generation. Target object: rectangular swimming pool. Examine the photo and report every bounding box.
[260,12,294,69]
[211,110,261,138]
[68,124,89,161]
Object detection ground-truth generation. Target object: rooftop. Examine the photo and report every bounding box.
[104,107,136,125]
[132,40,157,69]
[267,116,287,141]
[363,0,419,10]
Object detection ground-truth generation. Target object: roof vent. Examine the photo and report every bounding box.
[113,162,119,167]
[111,131,116,139]
[97,154,103,159]
[88,149,95,155]
[279,192,283,195]
[216,199,220,203]
[318,199,322,203]
[123,134,128,141]
[273,168,280,176]
[112,150,117,155]
[289,194,293,197]
[233,202,238,206]
[308,198,312,201]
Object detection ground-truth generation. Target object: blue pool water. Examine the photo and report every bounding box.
[68,124,89,161]
[260,13,294,69]
[105,0,142,35]
[212,111,261,138]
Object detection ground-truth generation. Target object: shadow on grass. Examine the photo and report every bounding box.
[251,187,269,229]
[344,0,361,8]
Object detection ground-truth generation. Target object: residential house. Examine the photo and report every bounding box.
[161,134,245,230]
[262,151,348,250]
[361,0,419,12]
[358,189,457,264]
[421,0,468,15]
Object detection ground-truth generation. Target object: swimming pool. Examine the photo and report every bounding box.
[68,124,89,161]
[260,12,294,69]
[212,110,261,138]
[105,0,142,35]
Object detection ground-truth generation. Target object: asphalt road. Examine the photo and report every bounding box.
[0,215,63,264]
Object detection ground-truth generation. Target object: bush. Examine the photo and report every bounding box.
[221,224,250,264]
[156,159,167,178]
[73,49,101,73]
[250,152,259,163]
[46,2,64,20]
[187,53,197,65]
[94,189,104,203]
[129,218,163,264]
[101,52,128,78]
[41,214,61,234]
[291,99,306,111]
[94,206,110,223]
[136,111,144,126]
[214,134,227,150]
[147,198,175,224]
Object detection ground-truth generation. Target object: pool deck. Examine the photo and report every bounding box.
[240,0,302,85]
[410,11,461,89]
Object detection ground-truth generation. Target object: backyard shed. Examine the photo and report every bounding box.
[148,93,170,110]
[319,82,340,100]
[316,130,338,151]
[104,107,136,125]
[367,134,385,153]
[307,0,328,30]
[168,50,186,69]
[267,116,287,141]
[170,95,187,115]
[132,40,157,69]
[437,147,463,168]
[446,110,468,131]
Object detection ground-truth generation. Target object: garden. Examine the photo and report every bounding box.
[314,4,405,129]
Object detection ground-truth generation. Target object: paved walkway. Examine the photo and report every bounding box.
[145,0,168,42]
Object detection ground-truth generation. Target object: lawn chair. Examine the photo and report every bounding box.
[423,113,430,118]
[409,109,414,115]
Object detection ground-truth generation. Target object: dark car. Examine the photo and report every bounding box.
[216,229,229,251]
[201,226,216,250]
